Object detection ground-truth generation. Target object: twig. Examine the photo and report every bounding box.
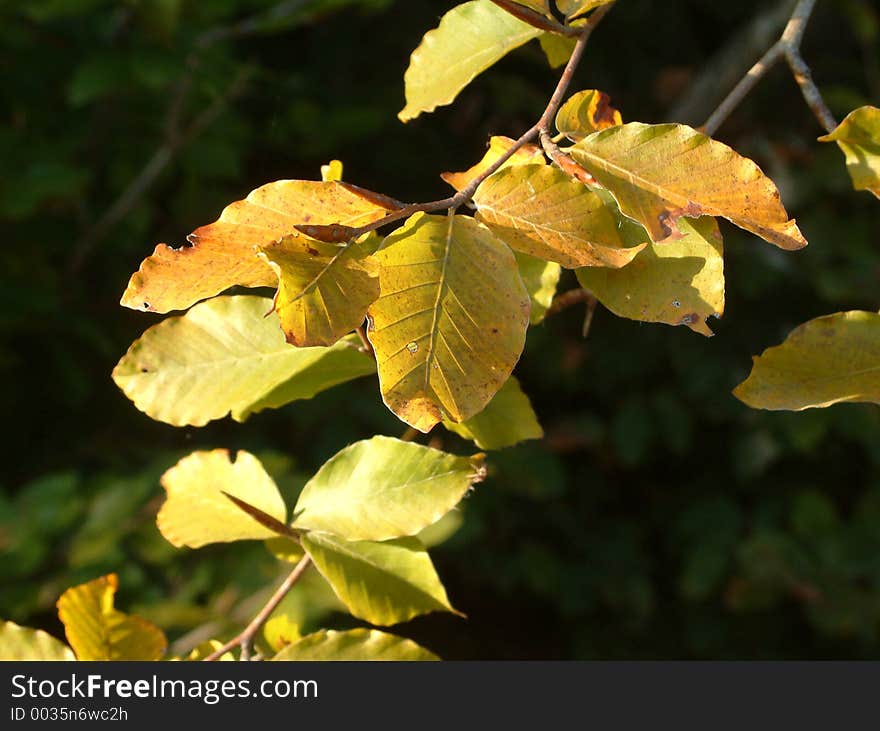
[355,324,374,357]
[203,554,312,661]
[702,0,836,136]
[545,287,597,318]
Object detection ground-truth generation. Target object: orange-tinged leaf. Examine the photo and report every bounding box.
[441,135,545,191]
[56,574,166,661]
[368,212,530,432]
[556,89,623,141]
[818,105,880,199]
[259,234,380,347]
[120,180,399,314]
[569,122,807,250]
[734,311,880,410]
[472,164,646,268]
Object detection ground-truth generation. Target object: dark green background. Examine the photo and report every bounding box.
[2,0,879,659]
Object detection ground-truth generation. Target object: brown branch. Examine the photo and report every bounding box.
[702,0,837,136]
[203,554,312,661]
[355,324,374,357]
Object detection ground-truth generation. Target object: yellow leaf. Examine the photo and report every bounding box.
[473,164,646,268]
[185,640,234,661]
[272,628,438,661]
[120,180,399,314]
[556,89,623,141]
[516,250,561,324]
[441,135,545,191]
[818,105,880,199]
[158,449,287,548]
[538,32,576,68]
[400,0,543,122]
[556,0,613,18]
[321,159,344,182]
[368,213,530,432]
[577,216,724,336]
[56,574,166,661]
[263,614,301,653]
[258,234,379,347]
[0,621,74,660]
[734,311,880,410]
[569,122,807,249]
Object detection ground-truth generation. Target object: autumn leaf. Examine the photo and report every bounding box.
[56,574,166,661]
[539,32,577,68]
[441,135,545,191]
[473,163,646,268]
[120,180,399,314]
[734,311,880,410]
[368,212,530,432]
[556,0,613,18]
[400,0,543,122]
[0,621,74,660]
[568,122,807,249]
[577,216,724,336]
[259,234,380,347]
[818,105,880,199]
[516,250,561,324]
[556,89,623,141]
[272,628,438,661]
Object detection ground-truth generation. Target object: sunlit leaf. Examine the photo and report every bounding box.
[516,251,560,324]
[301,532,458,625]
[556,89,622,141]
[400,0,542,122]
[259,234,379,347]
[185,640,234,661]
[368,213,530,432]
[441,135,545,191]
[494,0,551,17]
[321,159,344,182]
[576,216,724,336]
[734,311,880,410]
[818,105,880,199]
[112,295,374,426]
[56,574,166,661]
[473,164,646,268]
[557,0,613,18]
[569,122,806,249]
[292,435,484,541]
[158,449,287,548]
[444,376,543,449]
[0,621,74,660]
[417,511,464,547]
[120,180,399,314]
[263,614,301,653]
[539,32,576,68]
[272,628,438,661]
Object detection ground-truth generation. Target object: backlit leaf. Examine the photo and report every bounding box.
[112,295,374,426]
[57,574,166,661]
[302,532,458,625]
[516,250,561,324]
[576,216,724,336]
[399,0,542,122]
[263,614,301,653]
[0,621,74,660]
[473,164,646,268]
[272,628,438,661]
[539,32,576,68]
[158,449,287,548]
[569,122,807,249]
[556,89,622,141]
[120,180,399,314]
[292,435,484,541]
[444,376,543,449]
[818,105,880,199]
[368,213,530,432]
[259,234,379,347]
[441,135,545,191]
[734,311,880,410]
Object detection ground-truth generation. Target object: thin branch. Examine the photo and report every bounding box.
[702,0,836,136]
[355,324,374,357]
[545,287,596,318]
[203,554,312,661]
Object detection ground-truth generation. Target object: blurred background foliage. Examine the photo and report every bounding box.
[1,0,879,659]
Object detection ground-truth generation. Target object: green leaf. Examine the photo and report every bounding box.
[301,532,459,625]
[556,89,622,142]
[516,251,560,324]
[444,376,543,449]
[576,216,724,336]
[539,32,576,68]
[158,449,287,548]
[112,295,374,426]
[473,164,646,268]
[258,234,380,347]
[400,0,543,122]
[272,628,438,661]
[556,0,613,18]
[265,536,306,564]
[569,122,806,249]
[734,311,880,410]
[0,621,74,660]
[818,105,880,198]
[56,574,167,661]
[293,435,484,541]
[368,213,530,432]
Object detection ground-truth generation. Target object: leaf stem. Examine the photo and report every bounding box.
[203,554,312,661]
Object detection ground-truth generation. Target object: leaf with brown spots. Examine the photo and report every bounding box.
[568,122,807,250]
[441,135,546,191]
[556,89,622,142]
[120,180,399,314]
